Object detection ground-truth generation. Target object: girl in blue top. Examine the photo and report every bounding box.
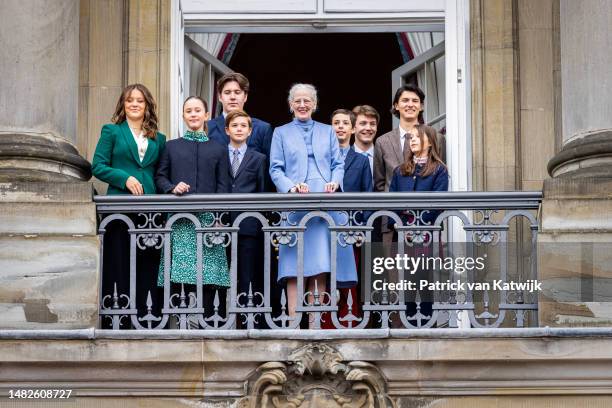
[389,124,448,225]
[389,124,447,325]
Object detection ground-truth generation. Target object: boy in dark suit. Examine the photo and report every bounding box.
[225,110,266,326]
[325,109,373,328]
[331,109,373,193]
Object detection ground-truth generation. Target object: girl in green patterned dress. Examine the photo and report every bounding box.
[155,96,231,315]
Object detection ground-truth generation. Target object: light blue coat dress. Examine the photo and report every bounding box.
[270,118,357,287]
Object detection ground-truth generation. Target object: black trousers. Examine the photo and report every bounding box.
[237,234,264,299]
[100,217,162,328]
[236,234,266,328]
[391,230,434,326]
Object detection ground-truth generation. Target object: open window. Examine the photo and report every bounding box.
[391,38,446,132]
[184,35,232,117]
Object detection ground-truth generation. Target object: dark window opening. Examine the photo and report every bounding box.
[226,33,405,134]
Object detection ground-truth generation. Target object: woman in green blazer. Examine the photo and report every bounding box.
[92,84,165,327]
[92,84,166,195]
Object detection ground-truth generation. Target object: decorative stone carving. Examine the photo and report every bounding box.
[240,343,395,408]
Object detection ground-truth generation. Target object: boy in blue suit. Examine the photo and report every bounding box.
[208,72,275,191]
[225,110,267,326]
[327,109,373,327]
[331,109,373,193]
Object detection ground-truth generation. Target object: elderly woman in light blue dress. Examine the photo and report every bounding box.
[269,83,358,321]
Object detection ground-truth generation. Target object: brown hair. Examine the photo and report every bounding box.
[352,105,380,125]
[330,109,356,127]
[225,109,252,129]
[112,84,159,139]
[400,125,446,177]
[183,96,209,134]
[216,72,250,95]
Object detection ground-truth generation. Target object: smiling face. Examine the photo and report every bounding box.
[225,116,252,145]
[218,80,248,113]
[331,113,354,146]
[409,131,431,158]
[290,89,316,121]
[124,89,146,122]
[394,90,423,123]
[182,98,210,131]
[353,114,378,147]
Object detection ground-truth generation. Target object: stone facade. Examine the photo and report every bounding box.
[79,0,171,193]
[0,182,98,328]
[2,331,612,406]
[1,0,612,404]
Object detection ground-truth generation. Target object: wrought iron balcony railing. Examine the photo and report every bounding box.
[95,192,541,331]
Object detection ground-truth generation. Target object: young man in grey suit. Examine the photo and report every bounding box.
[373,85,446,327]
[373,84,446,196]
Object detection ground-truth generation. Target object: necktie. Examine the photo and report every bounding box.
[363,152,373,176]
[231,149,240,177]
[402,134,410,161]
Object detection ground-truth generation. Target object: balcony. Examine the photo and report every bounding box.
[5,186,612,405]
[95,191,541,332]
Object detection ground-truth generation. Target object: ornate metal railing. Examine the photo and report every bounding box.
[95,192,541,331]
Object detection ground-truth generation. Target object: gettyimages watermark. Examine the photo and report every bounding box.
[359,241,544,302]
[371,253,541,293]
[356,241,612,302]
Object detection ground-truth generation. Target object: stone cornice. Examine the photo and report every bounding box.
[2,332,612,397]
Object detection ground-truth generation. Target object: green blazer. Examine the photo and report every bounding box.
[92,121,166,195]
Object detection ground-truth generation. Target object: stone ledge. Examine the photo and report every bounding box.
[4,327,612,340]
[0,326,612,341]
[1,334,612,398]
[3,331,612,362]
[0,203,96,235]
[0,181,94,203]
[543,176,612,200]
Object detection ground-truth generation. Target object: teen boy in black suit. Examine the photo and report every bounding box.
[208,72,275,191]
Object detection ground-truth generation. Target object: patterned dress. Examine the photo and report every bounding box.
[157,130,230,288]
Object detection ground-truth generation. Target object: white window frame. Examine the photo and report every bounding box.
[170,0,185,141]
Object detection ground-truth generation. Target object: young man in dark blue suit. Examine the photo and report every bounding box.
[208,72,275,191]
[225,110,266,326]
[331,109,373,193]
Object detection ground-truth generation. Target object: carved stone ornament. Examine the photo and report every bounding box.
[239,343,395,408]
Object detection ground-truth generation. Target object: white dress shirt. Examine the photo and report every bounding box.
[129,128,148,162]
[228,143,248,170]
